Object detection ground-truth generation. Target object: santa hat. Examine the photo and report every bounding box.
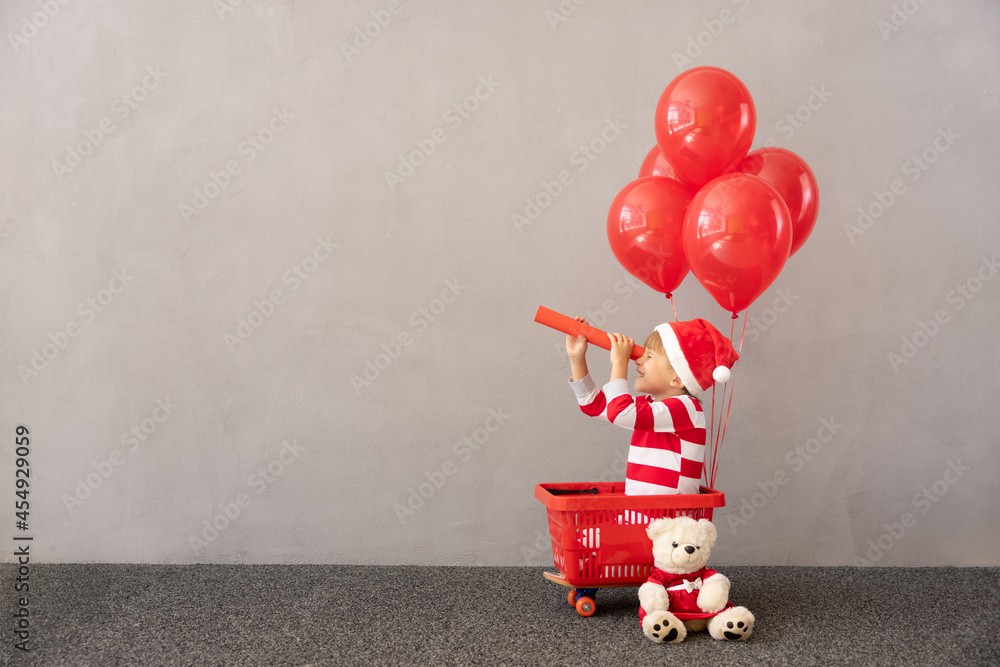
[654,319,739,399]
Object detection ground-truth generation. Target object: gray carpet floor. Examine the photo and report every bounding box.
[2,564,998,666]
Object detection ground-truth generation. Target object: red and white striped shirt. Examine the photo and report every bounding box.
[568,373,707,495]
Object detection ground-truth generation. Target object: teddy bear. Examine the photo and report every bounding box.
[637,515,754,643]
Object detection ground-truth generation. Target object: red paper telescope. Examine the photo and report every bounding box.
[534,306,645,361]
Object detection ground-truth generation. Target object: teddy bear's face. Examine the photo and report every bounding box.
[646,516,716,574]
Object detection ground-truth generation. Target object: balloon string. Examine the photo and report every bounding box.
[710,307,749,488]
[707,313,733,487]
[667,293,678,322]
[707,319,733,488]
[704,381,716,488]
[708,315,736,486]
[736,306,748,356]
[709,315,739,488]
[703,309,719,487]
[709,367,727,487]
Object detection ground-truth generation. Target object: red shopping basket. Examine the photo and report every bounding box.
[535,482,725,589]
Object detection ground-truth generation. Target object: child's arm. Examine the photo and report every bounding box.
[609,332,630,382]
[566,332,703,433]
[566,316,590,381]
[570,355,588,382]
[566,317,613,418]
[573,378,699,433]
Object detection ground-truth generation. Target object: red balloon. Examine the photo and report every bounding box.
[734,148,819,256]
[638,145,690,187]
[607,176,693,297]
[682,173,792,314]
[654,67,757,190]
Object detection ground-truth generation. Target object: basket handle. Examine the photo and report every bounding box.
[545,487,599,496]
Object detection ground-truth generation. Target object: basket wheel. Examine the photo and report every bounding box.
[575,596,596,617]
[567,589,578,607]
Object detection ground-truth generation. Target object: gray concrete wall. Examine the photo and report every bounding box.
[1,0,997,565]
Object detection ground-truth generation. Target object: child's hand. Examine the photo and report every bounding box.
[565,316,588,360]
[608,332,634,368]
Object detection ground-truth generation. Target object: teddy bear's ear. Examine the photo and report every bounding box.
[697,518,717,549]
[646,518,673,542]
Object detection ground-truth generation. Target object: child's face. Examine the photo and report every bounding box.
[634,348,683,396]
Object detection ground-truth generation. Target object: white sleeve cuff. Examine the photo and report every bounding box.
[603,378,630,400]
[568,372,598,401]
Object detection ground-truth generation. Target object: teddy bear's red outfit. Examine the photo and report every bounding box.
[638,566,734,624]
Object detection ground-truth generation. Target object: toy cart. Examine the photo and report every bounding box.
[535,481,726,616]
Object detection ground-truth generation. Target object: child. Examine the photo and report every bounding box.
[566,317,739,495]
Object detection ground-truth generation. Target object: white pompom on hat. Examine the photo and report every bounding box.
[653,319,739,398]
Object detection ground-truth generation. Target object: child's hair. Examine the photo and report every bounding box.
[643,330,691,396]
[643,330,665,355]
